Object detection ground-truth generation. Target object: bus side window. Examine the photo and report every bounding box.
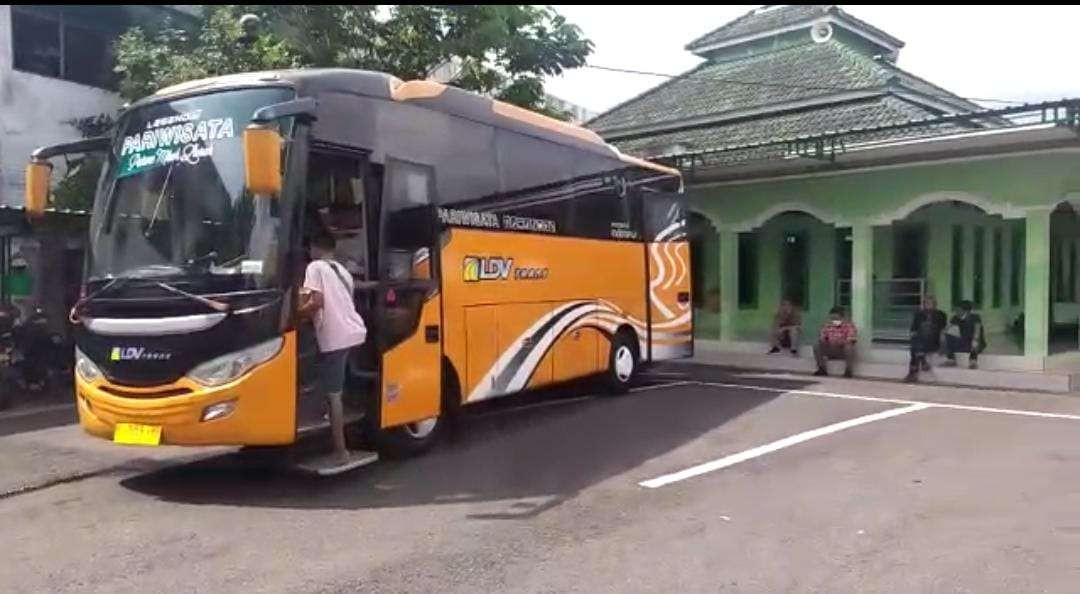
[643,191,686,241]
[382,158,437,282]
[569,187,638,240]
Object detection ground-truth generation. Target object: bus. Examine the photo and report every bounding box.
[25,69,691,458]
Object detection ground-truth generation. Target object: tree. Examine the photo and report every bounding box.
[113,5,592,118]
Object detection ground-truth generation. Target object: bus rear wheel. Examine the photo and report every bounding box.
[603,331,639,395]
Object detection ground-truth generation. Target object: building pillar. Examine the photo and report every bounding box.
[719,229,739,344]
[981,226,993,309]
[1024,209,1051,360]
[961,225,976,302]
[1001,224,1013,310]
[927,220,952,310]
[1067,238,1075,302]
[874,226,893,281]
[851,223,874,356]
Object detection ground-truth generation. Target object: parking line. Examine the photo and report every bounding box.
[694,381,1080,422]
[631,380,694,392]
[639,402,930,488]
[473,381,690,419]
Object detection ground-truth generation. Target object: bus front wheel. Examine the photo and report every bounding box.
[374,416,442,459]
[373,360,459,458]
[603,331,639,395]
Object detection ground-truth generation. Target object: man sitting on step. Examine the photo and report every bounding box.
[813,306,857,378]
[768,299,802,356]
[904,295,947,383]
[942,300,986,370]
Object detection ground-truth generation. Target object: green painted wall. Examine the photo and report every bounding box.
[689,152,1080,226]
[686,151,1080,354]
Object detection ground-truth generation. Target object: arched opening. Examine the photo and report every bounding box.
[1049,202,1080,355]
[733,210,838,344]
[687,210,719,338]
[884,200,1021,355]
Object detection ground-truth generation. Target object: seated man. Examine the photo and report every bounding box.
[943,300,986,369]
[905,295,947,383]
[768,299,802,356]
[813,306,857,378]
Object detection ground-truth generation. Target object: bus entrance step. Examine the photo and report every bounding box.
[294,449,379,476]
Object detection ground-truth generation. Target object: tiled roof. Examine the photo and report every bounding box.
[686,5,831,51]
[685,5,902,53]
[589,40,965,135]
[610,95,964,157]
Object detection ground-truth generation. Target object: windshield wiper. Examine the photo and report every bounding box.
[69,273,139,323]
[72,274,230,322]
[144,162,176,238]
[152,281,231,313]
[184,250,219,270]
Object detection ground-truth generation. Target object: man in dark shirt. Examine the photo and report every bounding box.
[943,300,986,370]
[904,296,947,383]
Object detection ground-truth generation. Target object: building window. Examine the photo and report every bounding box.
[1011,224,1024,306]
[992,227,1002,308]
[737,232,757,308]
[12,8,61,78]
[11,6,118,90]
[780,230,809,309]
[973,226,984,307]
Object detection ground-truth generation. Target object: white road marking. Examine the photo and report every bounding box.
[475,395,594,418]
[631,380,693,392]
[473,381,689,419]
[640,403,930,488]
[695,381,1080,422]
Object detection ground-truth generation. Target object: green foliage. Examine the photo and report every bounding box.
[113,5,593,116]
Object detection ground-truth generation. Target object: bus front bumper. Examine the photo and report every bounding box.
[74,334,297,447]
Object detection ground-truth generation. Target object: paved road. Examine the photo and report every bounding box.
[3,365,1080,593]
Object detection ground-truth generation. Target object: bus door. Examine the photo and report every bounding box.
[643,193,693,361]
[374,158,443,429]
[297,147,377,429]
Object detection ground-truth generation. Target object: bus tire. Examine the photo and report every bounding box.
[373,361,459,459]
[603,330,639,395]
[374,416,442,459]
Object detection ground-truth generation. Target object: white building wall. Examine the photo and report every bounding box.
[0,5,122,207]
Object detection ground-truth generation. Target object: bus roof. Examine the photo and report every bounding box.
[143,68,680,180]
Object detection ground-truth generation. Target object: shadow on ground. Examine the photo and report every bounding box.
[121,369,815,518]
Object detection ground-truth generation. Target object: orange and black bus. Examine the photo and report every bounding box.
[25,69,690,457]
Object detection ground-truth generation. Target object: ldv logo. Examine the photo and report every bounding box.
[110,347,171,361]
[463,256,513,282]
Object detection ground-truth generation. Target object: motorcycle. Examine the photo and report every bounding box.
[0,307,20,409]
[14,307,70,395]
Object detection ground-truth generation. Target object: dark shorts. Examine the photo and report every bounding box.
[316,348,350,398]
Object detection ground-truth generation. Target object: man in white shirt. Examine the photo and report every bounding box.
[298,234,369,466]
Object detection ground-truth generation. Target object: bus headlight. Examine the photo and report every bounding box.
[187,337,283,387]
[74,348,103,382]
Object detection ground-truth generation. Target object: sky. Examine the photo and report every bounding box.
[544,5,1080,116]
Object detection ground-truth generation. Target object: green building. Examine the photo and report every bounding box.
[589,5,1080,386]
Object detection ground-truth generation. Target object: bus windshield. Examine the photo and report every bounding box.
[88,87,294,283]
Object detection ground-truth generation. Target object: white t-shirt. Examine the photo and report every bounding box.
[303,259,367,353]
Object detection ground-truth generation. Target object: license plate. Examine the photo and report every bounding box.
[113,423,162,446]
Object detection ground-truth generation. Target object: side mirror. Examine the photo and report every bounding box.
[24,160,52,218]
[243,124,282,196]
